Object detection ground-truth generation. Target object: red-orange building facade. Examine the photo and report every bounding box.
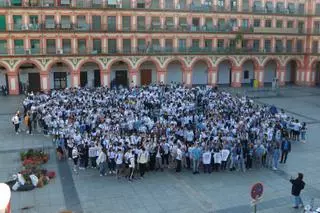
[0,0,320,94]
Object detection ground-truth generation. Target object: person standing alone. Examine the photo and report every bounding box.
[11,112,20,134]
[290,173,305,209]
[280,136,291,164]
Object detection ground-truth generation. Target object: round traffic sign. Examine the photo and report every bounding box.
[251,182,264,200]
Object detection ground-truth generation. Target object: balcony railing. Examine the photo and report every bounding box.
[0,47,313,56]
[0,1,309,15]
[1,23,303,34]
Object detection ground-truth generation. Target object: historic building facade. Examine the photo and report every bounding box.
[0,0,320,94]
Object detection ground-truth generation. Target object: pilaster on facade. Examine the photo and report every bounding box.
[209,67,217,87]
[231,66,241,88]
[101,69,110,87]
[71,70,80,88]
[40,72,50,92]
[7,72,19,95]
[129,68,138,87]
[256,66,264,88]
[277,65,286,87]
[157,69,166,84]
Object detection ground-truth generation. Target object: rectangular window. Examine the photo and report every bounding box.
[298,21,304,33]
[151,39,160,52]
[265,1,273,13]
[0,15,6,31]
[11,0,22,6]
[253,40,260,51]
[137,16,145,31]
[287,3,295,14]
[13,15,22,30]
[43,0,54,7]
[165,0,173,9]
[217,39,224,50]
[229,19,237,28]
[296,40,303,53]
[242,39,248,48]
[179,39,186,51]
[312,41,318,53]
[229,39,236,50]
[165,17,174,31]
[314,21,320,34]
[165,39,173,52]
[29,15,39,30]
[276,20,282,28]
[30,39,40,54]
[108,39,117,53]
[45,15,55,29]
[150,0,159,8]
[242,0,249,11]
[123,39,131,53]
[204,39,212,50]
[46,39,56,54]
[253,1,262,12]
[242,19,248,28]
[287,21,293,28]
[316,4,320,15]
[265,20,272,28]
[77,15,88,30]
[218,19,225,30]
[151,17,161,30]
[122,0,131,8]
[14,39,24,54]
[298,4,304,15]
[92,16,101,30]
[286,40,292,52]
[122,16,131,31]
[92,39,101,53]
[276,2,285,13]
[78,39,86,54]
[108,16,116,31]
[275,39,282,52]
[61,16,71,29]
[264,39,271,52]
[230,0,237,11]
[253,19,260,27]
[217,0,225,11]
[192,39,200,49]
[61,0,71,7]
[179,17,188,31]
[137,0,145,8]
[107,0,117,8]
[62,39,71,54]
[137,39,146,52]
[0,40,7,55]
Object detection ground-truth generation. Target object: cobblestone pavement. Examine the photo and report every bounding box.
[0,87,319,213]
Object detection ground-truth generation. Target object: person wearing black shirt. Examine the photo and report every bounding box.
[290,173,305,209]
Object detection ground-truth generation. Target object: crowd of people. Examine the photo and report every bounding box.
[15,84,307,181]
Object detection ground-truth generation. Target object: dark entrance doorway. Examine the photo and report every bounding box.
[141,69,152,85]
[80,71,88,87]
[115,70,128,87]
[94,70,101,87]
[54,72,67,89]
[28,73,41,92]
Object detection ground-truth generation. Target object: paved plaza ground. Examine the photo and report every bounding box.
[0,86,320,213]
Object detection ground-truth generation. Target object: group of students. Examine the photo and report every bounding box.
[18,84,307,180]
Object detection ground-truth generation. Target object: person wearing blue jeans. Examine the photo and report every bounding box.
[191,144,201,174]
[290,173,305,209]
[272,143,281,170]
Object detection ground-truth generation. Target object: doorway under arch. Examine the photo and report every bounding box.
[264,60,277,86]
[49,62,71,89]
[217,60,232,86]
[241,60,255,87]
[315,61,320,85]
[110,61,129,88]
[0,65,8,94]
[285,60,298,84]
[17,63,41,93]
[138,61,157,86]
[79,62,101,87]
[166,61,183,84]
[191,60,208,85]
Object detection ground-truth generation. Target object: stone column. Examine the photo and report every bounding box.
[207,67,217,87]
[256,65,264,87]
[183,67,192,87]
[277,65,285,87]
[231,66,241,87]
[129,68,138,87]
[7,72,19,95]
[71,70,80,88]
[157,69,165,84]
[40,72,50,92]
[100,69,110,87]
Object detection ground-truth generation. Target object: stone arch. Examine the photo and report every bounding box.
[284,58,302,84]
[0,62,9,92]
[163,57,187,70]
[14,59,43,72]
[46,59,74,72]
[76,58,104,71]
[240,57,260,85]
[214,56,237,68]
[0,61,11,72]
[263,58,280,85]
[136,57,161,86]
[106,58,133,71]
[262,57,281,67]
[283,57,303,69]
[15,60,43,93]
[190,56,213,69]
[216,58,236,85]
[135,57,161,70]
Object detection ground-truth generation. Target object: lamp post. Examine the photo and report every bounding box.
[0,183,11,213]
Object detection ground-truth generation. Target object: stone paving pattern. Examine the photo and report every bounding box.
[0,86,319,213]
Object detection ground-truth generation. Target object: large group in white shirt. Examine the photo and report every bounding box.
[22,84,306,179]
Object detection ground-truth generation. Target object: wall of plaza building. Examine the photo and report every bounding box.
[0,0,320,94]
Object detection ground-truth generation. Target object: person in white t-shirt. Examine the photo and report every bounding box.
[176,145,182,173]
[202,149,212,174]
[115,149,123,179]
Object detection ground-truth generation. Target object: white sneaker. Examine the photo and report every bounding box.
[109,171,112,174]
[273,167,277,171]
[16,132,18,135]
[100,174,103,177]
